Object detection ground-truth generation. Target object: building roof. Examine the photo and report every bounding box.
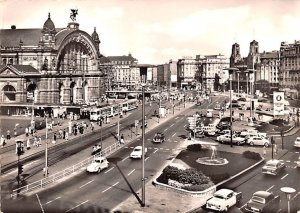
[107,55,137,62]
[0,28,43,47]
[260,51,279,59]
[99,55,111,63]
[11,65,40,74]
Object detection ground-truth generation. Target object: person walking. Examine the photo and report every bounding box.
[6,130,11,140]
[26,138,31,150]
[1,135,6,146]
[38,136,42,146]
[263,146,267,157]
[274,143,278,155]
[91,122,94,131]
[34,136,38,147]
[65,132,69,141]
[120,134,125,144]
[63,129,66,140]
[25,127,29,137]
[52,133,57,144]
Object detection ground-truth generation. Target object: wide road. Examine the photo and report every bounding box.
[3,96,226,212]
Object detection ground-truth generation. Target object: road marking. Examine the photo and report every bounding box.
[145,157,149,161]
[240,203,247,209]
[80,180,94,188]
[296,152,299,154]
[45,197,61,205]
[184,124,186,127]
[122,156,129,162]
[166,148,170,151]
[170,124,174,127]
[160,148,164,150]
[266,185,274,192]
[102,182,119,193]
[104,167,114,174]
[65,200,89,212]
[286,160,291,163]
[153,148,158,154]
[172,133,176,137]
[281,174,288,180]
[175,117,179,120]
[164,128,168,132]
[128,169,135,176]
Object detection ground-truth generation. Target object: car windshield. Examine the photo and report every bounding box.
[266,162,277,167]
[134,147,141,151]
[251,196,265,204]
[214,195,225,199]
[296,138,300,142]
[94,160,101,163]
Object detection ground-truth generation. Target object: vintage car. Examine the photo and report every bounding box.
[247,136,271,147]
[206,189,242,212]
[262,159,285,175]
[216,134,246,145]
[245,191,280,213]
[294,137,300,148]
[86,156,109,173]
[152,132,166,143]
[130,146,147,159]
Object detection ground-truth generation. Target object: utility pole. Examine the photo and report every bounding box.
[44,117,48,177]
[141,84,146,207]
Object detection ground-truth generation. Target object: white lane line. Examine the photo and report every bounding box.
[266,185,274,192]
[102,182,119,193]
[172,133,176,137]
[286,160,291,163]
[145,156,149,161]
[170,124,174,127]
[45,197,61,205]
[153,148,159,154]
[79,180,94,188]
[292,191,300,200]
[128,169,135,176]
[281,174,288,180]
[122,156,129,162]
[175,117,179,120]
[164,128,168,132]
[104,167,114,174]
[166,148,170,151]
[65,200,89,212]
[240,203,247,210]
[184,124,186,127]
[296,152,299,154]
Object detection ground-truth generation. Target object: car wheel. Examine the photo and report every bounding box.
[264,143,269,147]
[237,141,241,146]
[250,142,254,146]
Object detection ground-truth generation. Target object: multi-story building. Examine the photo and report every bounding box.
[230,40,280,95]
[0,11,110,115]
[279,41,300,98]
[169,60,178,89]
[196,54,229,92]
[177,56,197,89]
[107,54,138,90]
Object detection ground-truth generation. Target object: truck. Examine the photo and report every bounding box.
[245,191,280,213]
[205,188,242,212]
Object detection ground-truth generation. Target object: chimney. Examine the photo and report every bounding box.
[11,25,16,29]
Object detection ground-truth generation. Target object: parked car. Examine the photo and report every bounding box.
[262,159,285,175]
[245,191,280,213]
[237,97,247,102]
[247,136,271,147]
[216,134,246,145]
[130,146,147,159]
[152,132,166,143]
[86,156,109,173]
[206,189,242,212]
[294,137,300,148]
[216,129,232,136]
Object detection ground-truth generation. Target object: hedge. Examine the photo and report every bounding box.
[243,150,262,160]
[187,144,203,152]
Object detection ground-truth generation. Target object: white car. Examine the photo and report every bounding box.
[294,137,300,148]
[130,146,147,159]
[86,156,109,173]
[247,136,271,147]
[217,134,246,145]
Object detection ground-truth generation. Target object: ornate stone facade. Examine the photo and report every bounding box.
[0,12,109,114]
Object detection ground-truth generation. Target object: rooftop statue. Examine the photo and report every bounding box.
[70,9,78,22]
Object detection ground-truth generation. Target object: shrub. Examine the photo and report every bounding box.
[156,173,168,184]
[182,182,214,191]
[163,165,182,180]
[243,151,262,160]
[187,144,202,152]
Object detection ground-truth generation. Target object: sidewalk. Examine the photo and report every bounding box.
[0,100,194,189]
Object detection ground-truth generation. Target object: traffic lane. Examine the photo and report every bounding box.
[91,145,176,210]
[235,166,298,210]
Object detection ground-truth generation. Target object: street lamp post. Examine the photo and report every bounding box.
[237,71,240,97]
[224,68,239,148]
[245,70,249,96]
[141,83,146,207]
[281,187,296,213]
[44,117,48,177]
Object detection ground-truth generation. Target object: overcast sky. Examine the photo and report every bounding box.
[1,0,300,64]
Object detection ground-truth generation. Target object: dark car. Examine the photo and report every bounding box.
[262,160,285,175]
[245,191,280,213]
[152,132,166,143]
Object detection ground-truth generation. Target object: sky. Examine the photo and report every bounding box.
[1,0,300,64]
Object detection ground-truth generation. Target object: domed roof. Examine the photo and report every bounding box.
[91,27,100,43]
[42,13,56,34]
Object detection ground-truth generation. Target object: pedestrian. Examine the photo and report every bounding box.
[65,132,69,141]
[52,133,57,144]
[6,130,10,140]
[107,117,110,124]
[274,143,278,155]
[34,136,38,147]
[0,135,6,146]
[26,138,31,150]
[38,136,42,146]
[120,134,125,144]
[25,127,29,137]
[263,146,267,157]
[63,129,66,140]
[91,122,94,131]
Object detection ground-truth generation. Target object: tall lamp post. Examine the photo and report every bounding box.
[244,70,249,96]
[44,117,49,177]
[224,68,239,147]
[237,70,241,97]
[246,69,256,120]
[141,82,146,207]
[281,187,296,213]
